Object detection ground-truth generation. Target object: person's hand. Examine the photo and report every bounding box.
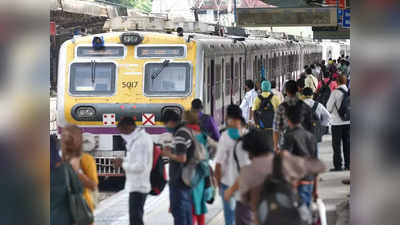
[69,157,80,172]
[274,146,280,154]
[112,158,123,168]
[161,146,172,157]
[224,187,234,201]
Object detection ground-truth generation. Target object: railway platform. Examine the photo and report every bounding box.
[94,135,350,225]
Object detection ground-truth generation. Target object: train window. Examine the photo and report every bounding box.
[215,64,222,100]
[136,46,185,58]
[76,46,125,57]
[225,63,231,96]
[234,62,239,94]
[144,62,191,96]
[69,62,116,95]
[207,66,211,103]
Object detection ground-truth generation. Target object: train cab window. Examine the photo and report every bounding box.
[144,62,191,96]
[69,62,116,95]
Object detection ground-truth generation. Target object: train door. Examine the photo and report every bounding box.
[230,57,234,104]
[239,57,243,102]
[221,58,225,125]
[209,60,215,117]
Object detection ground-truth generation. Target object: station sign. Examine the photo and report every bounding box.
[337,8,343,24]
[237,7,337,27]
[342,8,351,28]
[313,25,350,39]
[326,0,346,9]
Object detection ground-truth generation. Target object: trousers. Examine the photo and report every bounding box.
[129,192,147,225]
[331,124,350,169]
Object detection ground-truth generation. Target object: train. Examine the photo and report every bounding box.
[56,26,323,177]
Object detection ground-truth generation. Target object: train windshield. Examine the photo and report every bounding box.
[144,62,191,96]
[69,62,116,95]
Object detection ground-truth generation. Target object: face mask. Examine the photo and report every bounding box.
[166,127,175,133]
[227,128,240,140]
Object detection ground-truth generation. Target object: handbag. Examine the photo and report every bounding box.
[63,163,94,225]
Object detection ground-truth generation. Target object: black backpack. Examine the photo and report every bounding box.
[315,79,331,106]
[336,88,350,121]
[257,155,312,225]
[282,101,314,133]
[311,102,323,143]
[149,144,168,195]
[254,94,275,129]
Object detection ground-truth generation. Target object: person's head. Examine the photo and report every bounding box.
[346,55,349,60]
[242,129,273,159]
[341,54,345,58]
[226,104,245,129]
[304,65,309,71]
[61,124,83,160]
[162,110,181,130]
[191,98,203,112]
[333,59,337,64]
[261,80,271,92]
[285,80,297,97]
[321,60,326,65]
[337,75,348,85]
[183,110,199,125]
[305,67,312,75]
[245,80,254,91]
[302,87,313,99]
[285,103,303,128]
[323,70,330,79]
[271,80,277,89]
[310,64,316,70]
[296,78,305,92]
[117,116,137,135]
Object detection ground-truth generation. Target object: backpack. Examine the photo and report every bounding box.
[336,88,350,121]
[199,114,215,140]
[282,101,314,133]
[254,94,275,129]
[311,102,323,143]
[257,155,312,225]
[178,127,209,188]
[149,144,168,196]
[315,80,331,106]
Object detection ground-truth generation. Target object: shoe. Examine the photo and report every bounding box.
[342,179,350,185]
[330,168,343,172]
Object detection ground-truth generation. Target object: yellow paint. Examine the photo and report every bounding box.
[63,32,197,126]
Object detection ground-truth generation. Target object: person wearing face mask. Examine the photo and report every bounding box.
[113,117,153,225]
[215,105,252,225]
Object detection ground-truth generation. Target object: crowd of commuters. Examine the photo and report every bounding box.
[50,55,350,225]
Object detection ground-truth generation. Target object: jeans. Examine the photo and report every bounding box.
[219,183,235,225]
[169,184,193,225]
[331,124,351,169]
[297,184,314,208]
[129,192,147,225]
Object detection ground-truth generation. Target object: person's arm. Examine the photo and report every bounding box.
[272,105,283,152]
[319,103,331,127]
[326,90,337,114]
[215,163,222,187]
[224,178,240,201]
[71,157,98,191]
[273,131,280,153]
[162,131,191,163]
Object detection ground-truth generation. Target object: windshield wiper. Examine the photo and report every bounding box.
[151,60,170,80]
[91,60,96,83]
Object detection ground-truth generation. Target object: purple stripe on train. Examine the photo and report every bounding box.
[58,126,167,135]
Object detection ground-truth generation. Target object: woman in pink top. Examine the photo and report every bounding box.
[317,71,338,92]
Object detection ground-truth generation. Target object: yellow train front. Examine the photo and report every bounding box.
[57,32,198,177]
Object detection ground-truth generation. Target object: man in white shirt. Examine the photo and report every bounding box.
[326,75,351,171]
[114,117,153,225]
[215,105,251,225]
[240,80,258,123]
[304,67,319,93]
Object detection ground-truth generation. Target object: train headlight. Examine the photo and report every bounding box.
[162,106,182,119]
[120,32,143,45]
[76,106,96,119]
